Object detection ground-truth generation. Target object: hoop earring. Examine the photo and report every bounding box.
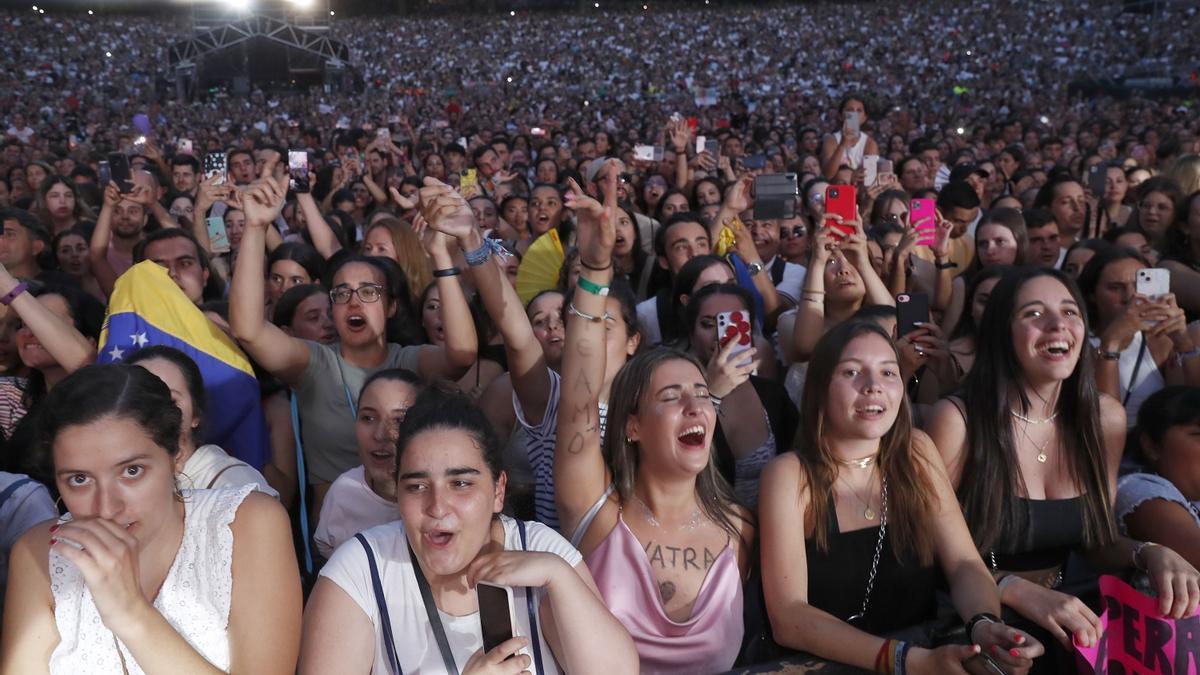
[173,478,184,503]
[54,494,65,515]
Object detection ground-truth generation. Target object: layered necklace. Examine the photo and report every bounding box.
[838,453,881,520]
[1011,408,1058,463]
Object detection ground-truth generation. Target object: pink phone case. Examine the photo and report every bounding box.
[910,198,937,247]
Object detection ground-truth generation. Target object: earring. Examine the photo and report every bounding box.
[54,494,65,515]
[173,478,185,503]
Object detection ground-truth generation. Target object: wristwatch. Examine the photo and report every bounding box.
[747,262,764,277]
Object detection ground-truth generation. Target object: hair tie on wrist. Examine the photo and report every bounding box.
[580,258,613,272]
[432,267,462,278]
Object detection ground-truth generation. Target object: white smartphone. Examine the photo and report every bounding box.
[477,581,518,654]
[1136,268,1169,300]
[715,310,755,371]
[862,154,880,186]
[634,145,664,162]
[695,135,706,155]
[845,111,861,135]
[178,138,194,155]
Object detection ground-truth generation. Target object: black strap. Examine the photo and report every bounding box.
[355,534,403,675]
[769,256,787,287]
[407,536,459,674]
[1123,335,1149,407]
[516,520,546,675]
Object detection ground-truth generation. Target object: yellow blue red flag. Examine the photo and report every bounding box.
[98,261,269,469]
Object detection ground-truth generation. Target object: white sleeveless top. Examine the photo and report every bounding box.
[1087,331,1164,427]
[48,485,254,674]
[832,131,868,169]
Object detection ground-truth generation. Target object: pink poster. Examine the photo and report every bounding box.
[1075,575,1200,674]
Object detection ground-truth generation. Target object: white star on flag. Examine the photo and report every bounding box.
[130,332,149,348]
[108,345,125,361]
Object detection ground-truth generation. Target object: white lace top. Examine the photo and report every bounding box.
[48,485,254,674]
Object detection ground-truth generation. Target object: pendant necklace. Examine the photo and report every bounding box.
[841,464,880,521]
[1016,419,1054,463]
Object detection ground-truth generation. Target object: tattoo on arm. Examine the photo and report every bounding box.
[643,540,718,571]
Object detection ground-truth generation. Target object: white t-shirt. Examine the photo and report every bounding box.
[180,444,278,498]
[636,296,663,347]
[321,517,581,675]
[315,466,398,559]
[764,256,807,303]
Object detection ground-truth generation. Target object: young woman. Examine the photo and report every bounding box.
[229,173,477,517]
[938,208,1028,337]
[35,175,91,236]
[0,365,301,673]
[759,320,1040,674]
[946,265,1013,381]
[314,369,421,558]
[926,267,1200,672]
[300,388,638,674]
[1136,176,1182,241]
[265,242,325,309]
[685,282,797,507]
[360,217,433,310]
[127,346,277,497]
[1077,246,1200,425]
[556,170,753,673]
[52,228,104,300]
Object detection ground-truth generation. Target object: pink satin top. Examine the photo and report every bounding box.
[585,514,744,675]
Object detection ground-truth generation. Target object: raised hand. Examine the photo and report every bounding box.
[666,117,691,153]
[722,176,753,216]
[706,336,757,399]
[418,177,477,241]
[388,185,417,210]
[564,167,616,268]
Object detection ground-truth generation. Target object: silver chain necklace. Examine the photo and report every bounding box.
[847,479,888,624]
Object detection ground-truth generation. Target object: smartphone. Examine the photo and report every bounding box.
[862,154,880,186]
[477,582,517,654]
[716,310,755,370]
[204,152,227,186]
[107,153,134,193]
[131,135,148,156]
[695,135,706,155]
[845,111,861,135]
[823,184,857,240]
[965,654,1007,675]
[704,138,720,163]
[878,158,893,175]
[206,216,231,254]
[531,127,546,137]
[97,160,111,188]
[742,154,767,171]
[896,292,930,338]
[1136,268,1169,300]
[753,173,799,220]
[460,168,480,198]
[1086,163,1106,197]
[457,136,469,150]
[288,150,309,193]
[910,198,937,247]
[634,145,664,162]
[178,138,194,155]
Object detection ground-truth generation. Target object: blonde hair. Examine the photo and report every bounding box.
[363,217,431,308]
[1166,155,1200,197]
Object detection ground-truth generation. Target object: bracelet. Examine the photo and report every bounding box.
[935,260,958,270]
[567,302,611,323]
[1174,346,1200,367]
[997,573,1020,595]
[576,276,610,297]
[579,258,613,272]
[895,641,911,675]
[432,267,462,278]
[965,612,1001,645]
[0,282,27,306]
[1133,540,1158,572]
[463,238,511,267]
[802,289,825,295]
[803,296,823,304]
[874,639,897,674]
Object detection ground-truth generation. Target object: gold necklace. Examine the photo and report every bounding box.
[840,465,880,520]
[1016,420,1054,463]
[836,453,879,470]
[1010,408,1059,425]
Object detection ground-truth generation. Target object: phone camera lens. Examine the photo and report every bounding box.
[830,189,839,198]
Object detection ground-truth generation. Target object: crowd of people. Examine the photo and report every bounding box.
[1,0,1200,673]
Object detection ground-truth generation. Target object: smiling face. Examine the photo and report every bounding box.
[1010,275,1086,384]
[822,332,904,441]
[397,427,506,578]
[17,294,71,370]
[54,415,179,546]
[528,292,565,368]
[625,358,717,481]
[356,377,419,491]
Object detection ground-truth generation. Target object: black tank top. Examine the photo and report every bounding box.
[805,497,939,635]
[990,497,1084,571]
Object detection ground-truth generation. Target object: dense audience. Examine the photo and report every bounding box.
[2,0,1200,673]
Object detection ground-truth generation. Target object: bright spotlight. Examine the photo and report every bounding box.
[509,9,515,15]
[88,9,93,14]
[32,5,37,9]
[593,2,599,7]
[956,127,965,135]
[289,0,315,9]
[105,51,112,57]
[506,76,513,83]
[329,10,335,15]
[1039,115,1050,125]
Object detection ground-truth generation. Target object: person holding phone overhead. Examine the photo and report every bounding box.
[820,95,880,181]
[759,319,1042,674]
[300,388,637,675]
[555,169,754,674]
[925,267,1200,674]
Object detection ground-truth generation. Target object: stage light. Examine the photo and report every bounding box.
[594,2,599,7]
[509,10,515,15]
[105,51,112,57]
[506,76,513,83]
[88,9,93,14]
[956,127,965,135]
[39,8,44,13]
[32,5,37,10]
[330,10,335,15]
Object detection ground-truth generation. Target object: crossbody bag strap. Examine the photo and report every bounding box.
[290,392,314,575]
[516,519,546,675]
[406,537,459,675]
[355,533,403,675]
[204,464,239,490]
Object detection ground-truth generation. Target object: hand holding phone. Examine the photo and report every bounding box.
[862,155,880,187]
[910,198,937,247]
[477,582,518,653]
[1136,268,1169,301]
[204,153,227,186]
[715,310,756,376]
[896,292,931,338]
[288,150,309,193]
[206,217,231,254]
[823,184,857,241]
[107,153,134,193]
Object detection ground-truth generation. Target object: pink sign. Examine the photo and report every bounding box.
[1075,575,1200,674]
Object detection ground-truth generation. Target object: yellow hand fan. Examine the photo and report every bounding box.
[516,229,565,305]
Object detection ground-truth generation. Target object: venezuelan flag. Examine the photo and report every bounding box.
[97,261,269,469]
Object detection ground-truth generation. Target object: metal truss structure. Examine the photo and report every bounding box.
[168,14,350,70]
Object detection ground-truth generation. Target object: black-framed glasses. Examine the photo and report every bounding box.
[782,226,807,239]
[330,284,384,305]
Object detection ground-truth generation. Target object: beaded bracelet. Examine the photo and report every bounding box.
[463,238,511,267]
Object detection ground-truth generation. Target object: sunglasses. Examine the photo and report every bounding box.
[781,226,807,239]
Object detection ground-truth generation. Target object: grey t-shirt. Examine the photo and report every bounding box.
[295,341,424,484]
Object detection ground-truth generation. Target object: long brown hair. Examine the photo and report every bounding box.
[602,347,744,540]
[363,217,431,308]
[796,320,935,564]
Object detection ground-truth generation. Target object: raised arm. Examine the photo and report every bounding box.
[422,180,553,424]
[791,228,834,362]
[554,173,618,535]
[667,118,691,192]
[190,175,232,253]
[87,181,123,297]
[229,170,311,385]
[838,211,894,308]
[295,190,343,259]
[0,265,95,373]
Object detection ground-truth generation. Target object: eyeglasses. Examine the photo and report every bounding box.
[782,226,807,239]
[330,284,384,305]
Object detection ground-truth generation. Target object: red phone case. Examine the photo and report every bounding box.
[910,198,937,247]
[824,185,857,240]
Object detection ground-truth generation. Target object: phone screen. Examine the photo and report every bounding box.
[97,161,111,188]
[477,583,514,653]
[204,153,227,186]
[288,150,309,193]
[206,217,231,254]
[107,153,134,193]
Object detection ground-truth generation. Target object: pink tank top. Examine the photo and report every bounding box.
[585,514,744,675]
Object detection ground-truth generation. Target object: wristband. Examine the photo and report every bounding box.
[463,238,511,267]
[579,257,613,272]
[965,612,1001,644]
[576,276,610,297]
[874,639,896,674]
[567,302,611,323]
[1174,346,1200,367]
[0,282,27,306]
[432,267,462,278]
[895,641,911,675]
[935,260,958,270]
[997,573,1019,595]
[1133,541,1158,571]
